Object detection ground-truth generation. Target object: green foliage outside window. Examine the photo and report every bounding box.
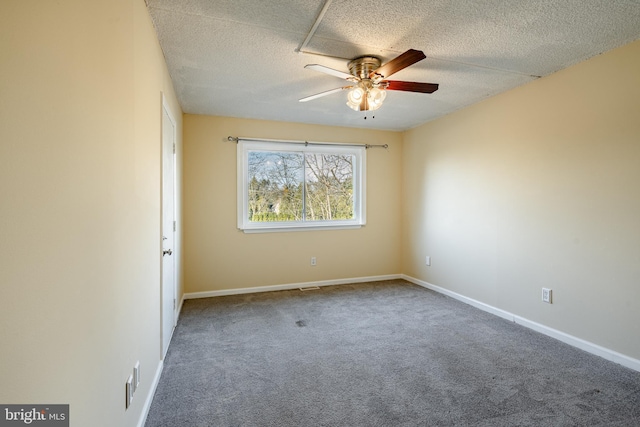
[248,151,354,223]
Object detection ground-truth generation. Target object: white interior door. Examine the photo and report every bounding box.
[161,98,177,358]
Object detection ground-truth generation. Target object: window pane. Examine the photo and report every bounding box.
[238,140,365,232]
[248,151,304,222]
[304,153,355,221]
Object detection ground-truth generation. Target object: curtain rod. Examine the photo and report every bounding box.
[226,136,388,150]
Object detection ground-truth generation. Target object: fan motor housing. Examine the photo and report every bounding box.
[348,56,382,79]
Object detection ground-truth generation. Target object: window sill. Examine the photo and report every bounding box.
[239,224,364,234]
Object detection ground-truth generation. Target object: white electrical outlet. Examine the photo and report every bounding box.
[425,256,431,266]
[125,375,134,409]
[542,288,552,304]
[310,257,316,266]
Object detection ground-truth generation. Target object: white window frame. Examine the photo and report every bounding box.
[237,139,366,233]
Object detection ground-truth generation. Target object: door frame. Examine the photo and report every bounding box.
[161,93,178,359]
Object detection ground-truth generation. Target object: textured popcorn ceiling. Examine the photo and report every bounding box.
[147,0,640,131]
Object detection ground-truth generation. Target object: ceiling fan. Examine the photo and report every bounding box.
[299,49,439,112]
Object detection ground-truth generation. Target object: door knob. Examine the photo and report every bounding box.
[163,249,173,256]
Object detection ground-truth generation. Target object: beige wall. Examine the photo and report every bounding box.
[0,1,182,426]
[402,40,640,360]
[183,115,402,292]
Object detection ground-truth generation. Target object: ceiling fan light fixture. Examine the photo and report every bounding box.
[347,86,364,101]
[346,85,386,111]
[347,86,365,110]
[368,87,386,109]
[301,49,437,113]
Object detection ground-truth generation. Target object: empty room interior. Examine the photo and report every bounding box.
[1,1,639,426]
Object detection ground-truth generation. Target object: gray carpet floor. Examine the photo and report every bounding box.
[145,280,640,426]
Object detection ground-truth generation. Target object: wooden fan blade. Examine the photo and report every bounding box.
[384,80,439,93]
[370,49,426,79]
[299,86,350,102]
[305,64,353,80]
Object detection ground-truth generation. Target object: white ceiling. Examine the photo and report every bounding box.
[146,0,640,131]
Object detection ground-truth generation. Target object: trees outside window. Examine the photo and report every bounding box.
[238,140,366,232]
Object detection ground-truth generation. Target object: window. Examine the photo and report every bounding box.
[237,139,366,232]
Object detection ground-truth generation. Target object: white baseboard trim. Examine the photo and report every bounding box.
[402,274,640,373]
[137,359,164,427]
[183,274,402,300]
[137,295,186,426]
